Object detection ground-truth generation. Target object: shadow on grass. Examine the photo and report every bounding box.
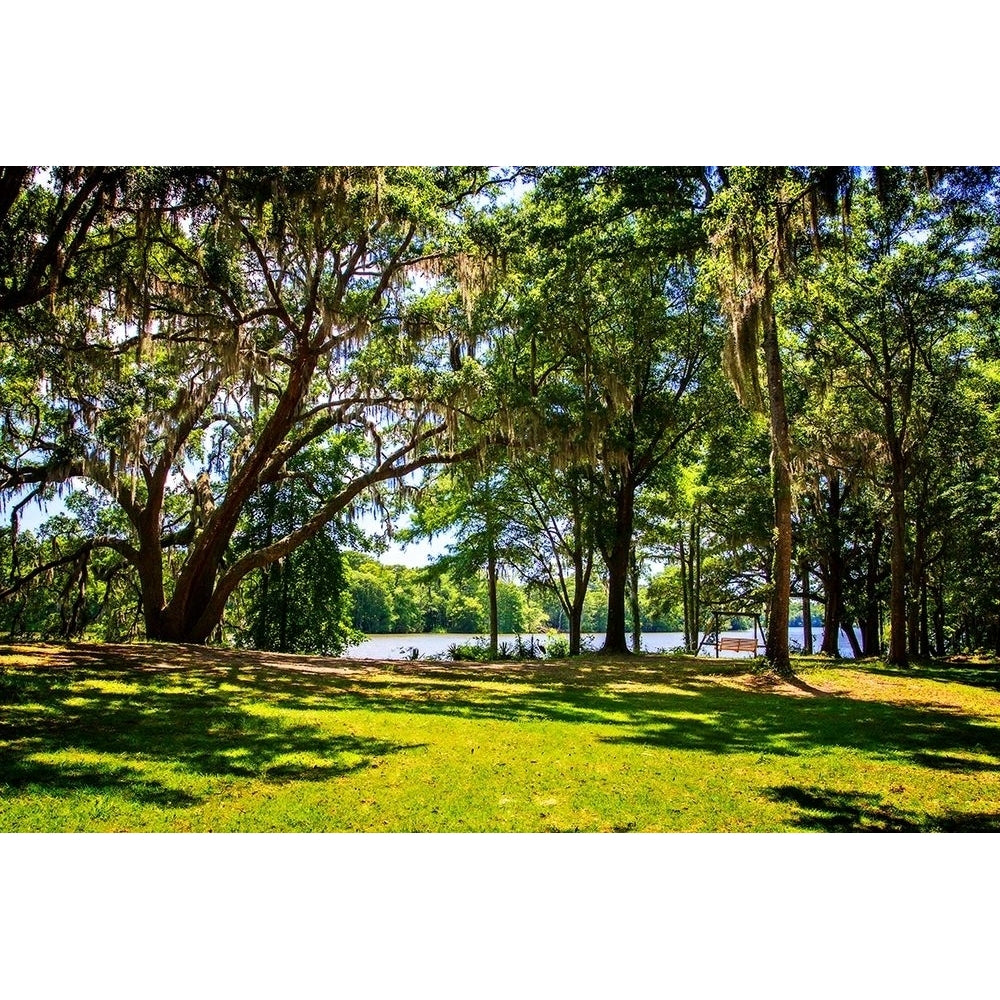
[766,785,1000,832]
[5,643,1000,814]
[0,657,423,806]
[0,758,203,808]
[766,786,923,831]
[599,686,1000,769]
[247,659,1000,777]
[853,660,1000,692]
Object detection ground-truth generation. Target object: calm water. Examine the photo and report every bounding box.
[345,626,854,659]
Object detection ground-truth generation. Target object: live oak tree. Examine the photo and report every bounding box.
[1,167,490,644]
[0,166,127,312]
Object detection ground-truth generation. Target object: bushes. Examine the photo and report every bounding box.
[446,640,489,662]
[446,633,573,662]
[543,635,570,658]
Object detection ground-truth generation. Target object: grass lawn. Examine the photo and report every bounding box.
[2,641,1000,832]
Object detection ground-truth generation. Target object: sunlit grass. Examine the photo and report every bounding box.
[2,642,1000,832]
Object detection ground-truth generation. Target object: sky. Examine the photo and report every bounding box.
[355,510,452,568]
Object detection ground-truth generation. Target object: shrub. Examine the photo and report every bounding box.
[545,635,570,659]
[447,639,490,662]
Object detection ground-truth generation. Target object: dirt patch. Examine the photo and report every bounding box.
[708,669,844,698]
[1,640,737,688]
[2,640,393,678]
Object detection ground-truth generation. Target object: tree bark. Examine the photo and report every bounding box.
[820,474,844,657]
[693,507,702,650]
[152,355,321,642]
[932,583,945,657]
[919,576,930,659]
[601,478,635,655]
[862,520,884,656]
[761,279,793,675]
[567,514,593,656]
[487,540,499,660]
[679,535,691,651]
[840,619,862,658]
[687,506,702,652]
[628,547,642,654]
[801,559,813,655]
[908,514,925,659]
[887,457,909,666]
[569,573,586,657]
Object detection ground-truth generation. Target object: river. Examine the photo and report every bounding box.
[345,626,855,659]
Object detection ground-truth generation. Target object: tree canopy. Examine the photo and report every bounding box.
[4,164,1000,669]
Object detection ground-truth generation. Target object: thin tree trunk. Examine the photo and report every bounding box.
[862,520,884,656]
[679,535,691,651]
[821,473,843,657]
[919,576,930,659]
[908,516,924,659]
[569,588,585,656]
[567,516,592,657]
[278,562,289,652]
[761,280,793,675]
[932,582,945,657]
[487,540,499,660]
[887,459,909,666]
[840,619,862,658]
[693,507,702,650]
[629,547,642,654]
[688,505,702,652]
[801,559,813,655]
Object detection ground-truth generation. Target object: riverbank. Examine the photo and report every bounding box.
[344,626,854,659]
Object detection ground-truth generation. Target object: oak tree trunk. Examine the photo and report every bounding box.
[601,479,635,655]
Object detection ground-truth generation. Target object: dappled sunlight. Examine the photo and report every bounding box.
[0,645,429,820]
[2,755,204,810]
[4,642,1000,831]
[766,785,924,832]
[766,783,1000,832]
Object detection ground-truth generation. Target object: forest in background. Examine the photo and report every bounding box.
[2,166,1000,671]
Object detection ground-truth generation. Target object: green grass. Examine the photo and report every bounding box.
[2,642,1000,831]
